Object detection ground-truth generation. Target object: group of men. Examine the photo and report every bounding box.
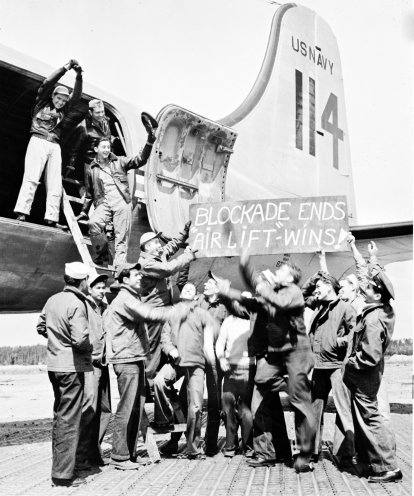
[14,60,157,270]
[25,57,401,490]
[38,223,402,487]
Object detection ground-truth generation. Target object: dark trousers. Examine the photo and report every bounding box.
[111,361,145,461]
[252,347,316,460]
[184,367,205,455]
[204,359,223,454]
[76,366,111,464]
[145,321,167,388]
[222,364,255,452]
[344,372,397,473]
[311,368,354,458]
[48,371,84,479]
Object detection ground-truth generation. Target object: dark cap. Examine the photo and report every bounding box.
[141,111,158,130]
[88,273,108,288]
[370,271,395,300]
[207,270,218,281]
[116,262,141,282]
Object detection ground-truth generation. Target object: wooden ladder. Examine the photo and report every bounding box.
[61,184,98,277]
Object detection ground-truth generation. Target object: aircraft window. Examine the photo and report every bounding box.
[0,63,125,224]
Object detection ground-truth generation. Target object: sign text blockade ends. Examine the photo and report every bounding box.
[189,196,349,258]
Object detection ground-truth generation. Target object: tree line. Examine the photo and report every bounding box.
[0,339,412,365]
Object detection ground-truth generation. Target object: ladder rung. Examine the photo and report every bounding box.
[66,195,84,204]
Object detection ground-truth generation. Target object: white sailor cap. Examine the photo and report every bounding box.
[65,262,89,280]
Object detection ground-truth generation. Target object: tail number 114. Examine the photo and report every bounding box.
[295,69,343,170]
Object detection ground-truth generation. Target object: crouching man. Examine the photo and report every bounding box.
[104,261,194,470]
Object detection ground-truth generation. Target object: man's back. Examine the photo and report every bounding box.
[38,287,92,372]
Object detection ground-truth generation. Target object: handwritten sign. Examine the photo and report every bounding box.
[189,196,349,257]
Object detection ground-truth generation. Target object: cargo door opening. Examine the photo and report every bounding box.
[0,63,126,225]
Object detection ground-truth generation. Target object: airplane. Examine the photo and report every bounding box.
[0,2,412,313]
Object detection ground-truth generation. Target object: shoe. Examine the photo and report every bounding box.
[275,456,293,468]
[160,441,179,456]
[110,459,139,470]
[294,455,314,473]
[16,213,26,222]
[52,477,86,487]
[243,449,255,458]
[223,449,236,457]
[205,447,220,457]
[75,460,92,471]
[177,452,206,460]
[368,469,403,483]
[247,457,276,468]
[337,455,358,468]
[131,456,151,465]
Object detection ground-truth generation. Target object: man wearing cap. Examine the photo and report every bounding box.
[104,261,190,470]
[78,134,154,268]
[138,225,194,394]
[66,99,112,177]
[36,262,92,487]
[14,60,83,227]
[302,270,356,466]
[343,272,402,483]
[76,273,111,470]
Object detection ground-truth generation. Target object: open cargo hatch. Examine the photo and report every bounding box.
[145,105,237,236]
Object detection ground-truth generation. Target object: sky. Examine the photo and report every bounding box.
[0,0,412,343]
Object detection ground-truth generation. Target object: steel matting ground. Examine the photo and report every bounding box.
[0,406,411,496]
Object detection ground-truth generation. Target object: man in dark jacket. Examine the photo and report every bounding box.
[343,273,402,483]
[158,282,217,458]
[198,274,229,456]
[76,273,111,470]
[138,227,195,396]
[302,271,356,466]
[37,262,92,487]
[77,135,153,268]
[15,59,83,226]
[217,255,316,472]
[104,261,190,470]
[66,99,112,177]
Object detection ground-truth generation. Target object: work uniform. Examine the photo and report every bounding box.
[76,297,111,466]
[104,284,178,462]
[198,295,228,455]
[343,302,398,473]
[227,279,316,462]
[83,152,150,268]
[68,114,112,173]
[303,275,356,460]
[215,313,255,454]
[138,230,193,384]
[37,286,92,480]
[159,302,216,456]
[15,66,83,222]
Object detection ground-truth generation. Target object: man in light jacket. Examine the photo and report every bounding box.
[37,262,92,487]
[104,260,193,470]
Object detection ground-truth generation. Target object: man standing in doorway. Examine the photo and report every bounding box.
[15,59,83,226]
[77,133,153,268]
